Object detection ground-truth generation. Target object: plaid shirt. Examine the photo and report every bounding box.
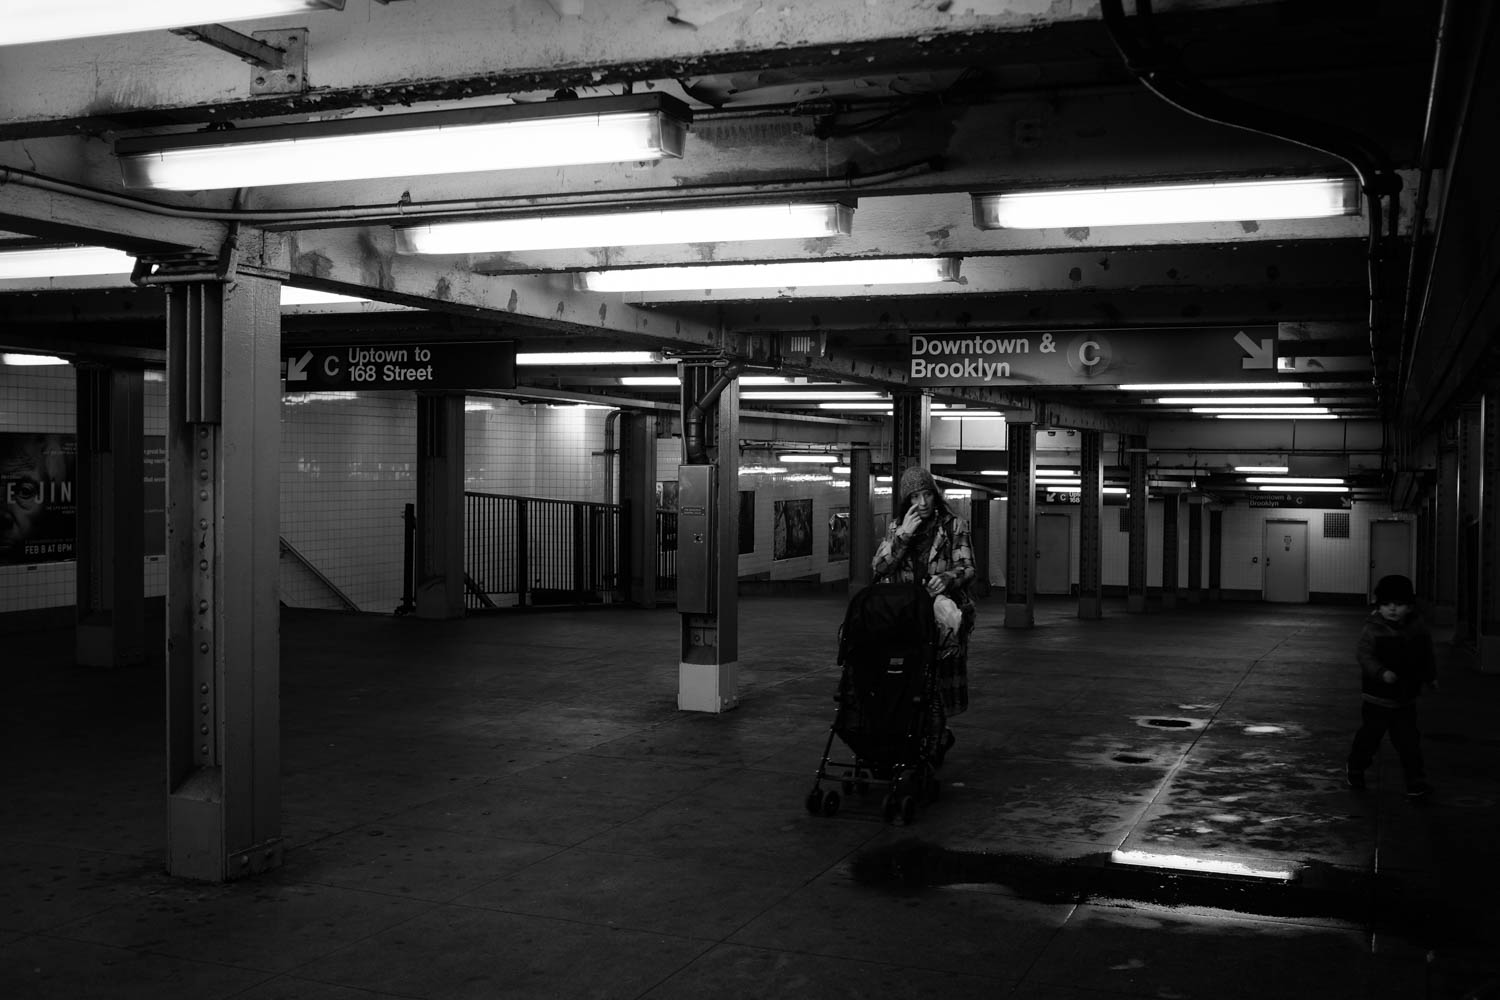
[872,512,976,611]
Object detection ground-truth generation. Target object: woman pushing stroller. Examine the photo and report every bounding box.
[872,465,976,719]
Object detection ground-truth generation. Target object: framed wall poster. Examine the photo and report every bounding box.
[773,497,814,560]
[828,507,850,560]
[1,432,77,565]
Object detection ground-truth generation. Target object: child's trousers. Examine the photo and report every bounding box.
[1347,701,1426,789]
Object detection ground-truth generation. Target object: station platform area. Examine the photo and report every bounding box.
[3,594,1498,999]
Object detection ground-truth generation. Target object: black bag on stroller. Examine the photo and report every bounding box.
[803,582,950,824]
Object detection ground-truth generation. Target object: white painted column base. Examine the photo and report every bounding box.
[678,661,739,713]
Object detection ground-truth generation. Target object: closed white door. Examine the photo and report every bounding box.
[1263,520,1309,603]
[1369,520,1412,598]
[1036,512,1072,595]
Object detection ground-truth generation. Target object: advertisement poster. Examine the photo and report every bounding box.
[1,432,77,565]
[773,498,813,560]
[828,507,850,560]
[144,435,166,556]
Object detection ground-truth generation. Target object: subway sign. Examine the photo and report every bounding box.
[281,342,516,392]
[907,327,1279,387]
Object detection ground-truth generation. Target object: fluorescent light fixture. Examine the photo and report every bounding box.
[831,466,852,475]
[0,245,134,278]
[1191,407,1329,415]
[875,476,892,484]
[745,391,884,401]
[116,94,690,191]
[577,257,960,293]
[280,287,368,305]
[2,0,345,46]
[618,375,793,387]
[1257,485,1349,493]
[1121,382,1308,392]
[395,203,852,254]
[816,401,893,411]
[944,489,972,498]
[979,470,1008,476]
[1235,465,1289,474]
[933,408,1006,417]
[464,400,495,412]
[739,466,787,475]
[784,473,834,483]
[975,177,1358,229]
[2,353,69,366]
[1245,477,1345,485]
[1157,397,1316,405]
[1216,413,1338,420]
[517,351,660,366]
[778,454,841,464]
[1111,848,1296,882]
[1104,486,1128,494]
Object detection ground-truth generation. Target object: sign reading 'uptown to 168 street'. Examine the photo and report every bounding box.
[281,342,516,392]
[906,326,1280,387]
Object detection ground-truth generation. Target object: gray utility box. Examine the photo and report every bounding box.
[675,464,717,614]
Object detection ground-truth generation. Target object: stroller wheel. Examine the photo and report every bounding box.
[821,790,842,817]
[804,788,824,815]
[899,796,917,825]
[881,793,899,823]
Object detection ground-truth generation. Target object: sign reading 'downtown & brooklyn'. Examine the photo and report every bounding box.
[906,327,1279,387]
[281,342,516,392]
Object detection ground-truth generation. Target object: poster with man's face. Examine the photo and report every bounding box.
[1,432,77,564]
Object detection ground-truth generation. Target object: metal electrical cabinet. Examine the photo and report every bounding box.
[676,464,717,613]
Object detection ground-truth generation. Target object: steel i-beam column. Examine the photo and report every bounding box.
[969,493,992,598]
[1479,386,1500,672]
[1208,508,1224,602]
[1126,437,1148,613]
[849,446,874,592]
[75,363,146,667]
[676,362,739,712]
[1004,421,1036,628]
[1187,500,1203,602]
[1078,429,1103,619]
[619,412,659,608]
[1161,493,1180,610]
[891,391,931,516]
[415,392,465,619]
[164,277,281,882]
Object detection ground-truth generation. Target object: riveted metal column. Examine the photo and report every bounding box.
[1161,493,1180,611]
[619,412,659,608]
[849,445,874,592]
[1478,386,1500,672]
[1077,429,1103,619]
[415,392,465,619]
[1004,420,1035,628]
[676,362,739,713]
[890,390,931,517]
[1187,501,1204,603]
[969,493,992,598]
[1431,418,1459,624]
[75,363,146,667]
[1456,403,1482,644]
[165,277,281,882]
[1126,437,1148,613]
[1208,508,1224,602]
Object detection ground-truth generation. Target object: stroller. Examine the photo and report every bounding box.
[804,582,956,824]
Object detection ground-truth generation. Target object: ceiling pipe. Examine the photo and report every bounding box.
[1099,0,1402,418]
[684,366,743,465]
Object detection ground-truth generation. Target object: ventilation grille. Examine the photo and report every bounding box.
[1118,508,1131,533]
[1324,512,1351,539]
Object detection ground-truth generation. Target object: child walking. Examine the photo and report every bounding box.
[1346,574,1437,798]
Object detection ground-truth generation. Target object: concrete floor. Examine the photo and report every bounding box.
[2,594,1498,999]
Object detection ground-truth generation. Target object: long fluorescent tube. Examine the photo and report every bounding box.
[817,402,893,410]
[1121,382,1308,392]
[578,257,960,293]
[1245,477,1345,485]
[1157,397,1316,406]
[3,0,345,46]
[2,353,69,366]
[0,245,134,278]
[1217,414,1337,420]
[1191,407,1329,415]
[395,203,853,254]
[618,375,794,387]
[517,352,660,366]
[975,177,1359,229]
[778,454,841,464]
[116,94,690,191]
[1256,485,1349,493]
[280,287,368,305]
[743,391,885,401]
[1235,466,1289,474]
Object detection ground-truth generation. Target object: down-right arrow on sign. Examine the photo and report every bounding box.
[1235,330,1276,370]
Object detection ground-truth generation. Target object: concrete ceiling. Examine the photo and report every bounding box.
[2,0,1495,506]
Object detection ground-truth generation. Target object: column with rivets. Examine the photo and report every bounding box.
[164,276,282,881]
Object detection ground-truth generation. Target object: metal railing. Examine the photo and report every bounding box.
[464,492,623,610]
[657,509,677,592]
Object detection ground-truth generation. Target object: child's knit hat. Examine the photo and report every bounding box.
[899,465,938,502]
[1374,574,1415,604]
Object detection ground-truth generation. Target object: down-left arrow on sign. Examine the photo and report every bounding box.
[284,351,313,382]
[1234,330,1275,370]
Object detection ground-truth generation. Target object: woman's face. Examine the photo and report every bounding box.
[910,488,936,518]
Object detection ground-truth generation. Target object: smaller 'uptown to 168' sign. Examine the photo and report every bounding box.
[281,342,516,392]
[906,327,1280,387]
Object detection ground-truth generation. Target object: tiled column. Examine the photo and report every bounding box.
[74,363,146,667]
[1187,500,1203,603]
[849,445,874,592]
[1077,429,1103,619]
[164,277,281,882]
[415,391,465,619]
[1126,436,1148,613]
[619,411,658,608]
[1004,420,1035,628]
[1161,493,1180,610]
[1208,507,1224,602]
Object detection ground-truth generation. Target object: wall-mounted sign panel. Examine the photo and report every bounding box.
[1247,493,1352,510]
[907,327,1278,387]
[281,342,516,392]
